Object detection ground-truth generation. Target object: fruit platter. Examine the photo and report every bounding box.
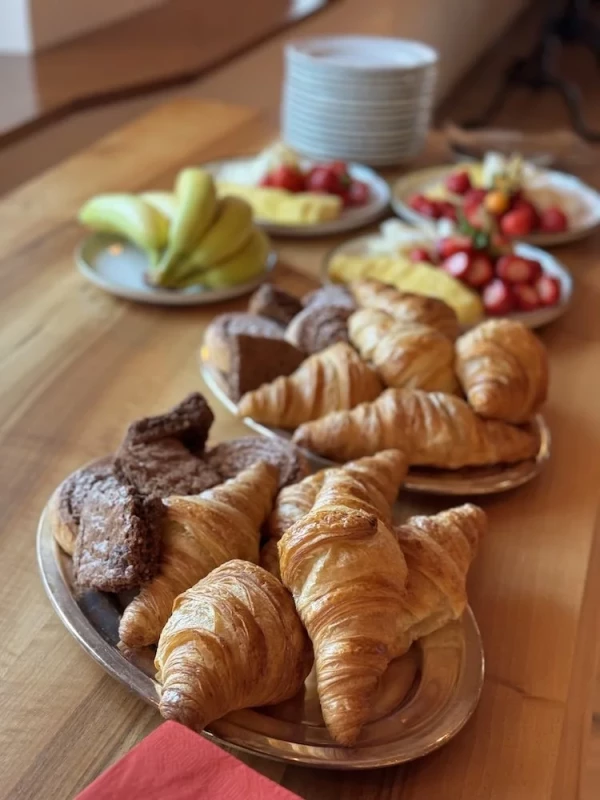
[202,142,391,237]
[392,152,600,246]
[324,219,572,329]
[77,167,276,305]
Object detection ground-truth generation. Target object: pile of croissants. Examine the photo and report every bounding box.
[235,279,549,469]
[118,447,486,747]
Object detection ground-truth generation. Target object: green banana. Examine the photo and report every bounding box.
[140,191,177,221]
[78,193,169,259]
[178,229,270,290]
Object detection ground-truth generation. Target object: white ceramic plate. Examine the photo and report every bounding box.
[391,164,600,246]
[203,157,390,237]
[322,234,573,330]
[76,233,276,306]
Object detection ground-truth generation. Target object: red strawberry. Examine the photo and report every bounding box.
[409,194,430,212]
[525,259,543,283]
[539,206,568,233]
[437,235,473,260]
[464,188,487,209]
[512,198,540,228]
[441,251,471,280]
[513,282,540,312]
[465,253,494,288]
[437,201,458,222]
[482,279,514,315]
[500,207,536,237]
[409,247,434,263]
[409,195,440,219]
[535,275,561,306]
[445,170,472,195]
[496,255,538,283]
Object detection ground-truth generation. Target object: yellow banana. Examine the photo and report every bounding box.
[140,191,177,221]
[78,194,169,257]
[179,229,270,290]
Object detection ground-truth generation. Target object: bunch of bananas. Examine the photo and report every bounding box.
[78,168,270,290]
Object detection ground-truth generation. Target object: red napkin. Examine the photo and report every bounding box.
[76,721,301,799]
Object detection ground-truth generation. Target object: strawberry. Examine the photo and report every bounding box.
[409,193,430,212]
[409,247,434,263]
[500,207,536,237]
[438,201,458,222]
[464,188,487,210]
[512,198,540,228]
[482,279,514,315]
[268,164,306,193]
[535,275,561,306]
[513,282,540,312]
[409,194,440,219]
[437,235,473,259]
[496,255,538,283]
[441,251,471,280]
[539,206,568,233]
[445,170,472,195]
[525,259,543,283]
[465,253,494,288]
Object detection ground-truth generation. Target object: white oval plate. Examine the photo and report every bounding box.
[202,157,390,238]
[322,234,573,330]
[199,352,551,496]
[76,233,276,306]
[391,164,600,246]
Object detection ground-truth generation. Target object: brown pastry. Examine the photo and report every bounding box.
[237,342,382,429]
[259,538,281,580]
[284,304,352,354]
[204,313,284,373]
[226,333,305,401]
[248,283,303,326]
[302,285,357,310]
[293,388,540,468]
[349,308,458,393]
[156,560,313,731]
[114,393,221,498]
[349,279,460,341]
[206,436,309,489]
[73,474,163,593]
[49,457,114,555]
[456,319,548,423]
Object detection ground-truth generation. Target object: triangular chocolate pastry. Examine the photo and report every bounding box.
[227,333,305,401]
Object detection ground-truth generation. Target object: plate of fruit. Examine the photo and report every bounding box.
[77,167,276,305]
[392,152,600,246]
[202,142,390,237]
[324,219,572,329]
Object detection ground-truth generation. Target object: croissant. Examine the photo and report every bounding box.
[237,342,382,429]
[348,308,458,393]
[349,279,460,341]
[119,461,278,647]
[267,449,408,540]
[278,467,408,746]
[393,504,486,654]
[293,388,540,469]
[156,560,313,730]
[456,319,548,423]
[259,538,281,580]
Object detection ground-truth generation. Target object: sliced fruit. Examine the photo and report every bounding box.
[445,170,472,195]
[512,198,540,227]
[466,253,494,288]
[268,164,306,193]
[535,275,561,306]
[438,235,473,259]
[345,179,370,207]
[78,193,169,256]
[409,247,434,263]
[513,282,540,312]
[463,188,487,210]
[539,206,568,233]
[437,201,458,221]
[484,190,510,215]
[482,279,514,315]
[306,165,348,196]
[441,251,471,280]
[496,254,538,283]
[500,206,536,237]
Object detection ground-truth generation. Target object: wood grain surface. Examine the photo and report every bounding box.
[0,98,599,800]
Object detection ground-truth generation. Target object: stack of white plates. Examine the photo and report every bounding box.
[282,36,438,166]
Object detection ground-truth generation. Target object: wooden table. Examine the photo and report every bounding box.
[1,99,599,800]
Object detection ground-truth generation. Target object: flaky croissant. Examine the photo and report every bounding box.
[278,467,408,746]
[456,319,548,423]
[156,560,313,730]
[119,461,278,647]
[237,342,382,429]
[293,388,540,469]
[393,504,486,654]
[349,279,460,341]
[267,449,408,540]
[348,308,458,393]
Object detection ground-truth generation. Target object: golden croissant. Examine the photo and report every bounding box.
[348,308,458,393]
[156,560,313,731]
[293,388,540,469]
[349,279,460,341]
[267,449,408,540]
[278,467,408,746]
[393,504,486,654]
[237,341,382,429]
[119,461,278,647]
[456,319,548,423]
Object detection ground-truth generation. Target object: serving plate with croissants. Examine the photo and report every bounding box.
[38,394,486,768]
[200,280,552,495]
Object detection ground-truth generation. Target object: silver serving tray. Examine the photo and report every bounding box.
[37,496,484,769]
[199,352,551,496]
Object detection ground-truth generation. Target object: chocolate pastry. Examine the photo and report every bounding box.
[284,304,352,354]
[49,457,114,556]
[227,333,305,401]
[248,284,303,326]
[73,475,163,593]
[114,393,221,498]
[302,285,357,310]
[204,313,284,373]
[206,436,310,489]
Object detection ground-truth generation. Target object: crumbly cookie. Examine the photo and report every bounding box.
[285,304,352,354]
[204,313,284,373]
[248,284,303,326]
[302,285,357,310]
[206,436,310,489]
[227,333,305,401]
